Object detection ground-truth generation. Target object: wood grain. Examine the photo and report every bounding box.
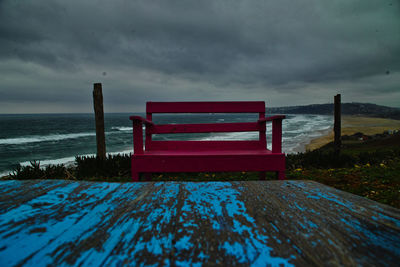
[0,180,399,266]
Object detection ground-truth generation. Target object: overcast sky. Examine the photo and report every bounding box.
[0,0,399,113]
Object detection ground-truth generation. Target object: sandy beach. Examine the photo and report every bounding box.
[305,115,400,151]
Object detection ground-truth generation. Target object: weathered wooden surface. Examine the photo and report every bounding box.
[0,180,399,266]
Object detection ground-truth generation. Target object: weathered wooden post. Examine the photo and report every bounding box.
[93,83,106,159]
[334,94,341,155]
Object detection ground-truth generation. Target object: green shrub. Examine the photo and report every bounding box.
[43,164,68,179]
[9,161,67,180]
[286,151,357,169]
[75,154,131,179]
[287,147,400,170]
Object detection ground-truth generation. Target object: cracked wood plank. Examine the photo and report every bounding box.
[0,180,399,266]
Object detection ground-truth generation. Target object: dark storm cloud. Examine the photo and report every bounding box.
[0,0,399,112]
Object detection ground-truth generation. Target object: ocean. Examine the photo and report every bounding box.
[0,113,333,176]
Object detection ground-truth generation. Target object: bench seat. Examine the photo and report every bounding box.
[138,149,274,156]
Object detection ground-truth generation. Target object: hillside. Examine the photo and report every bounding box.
[267,103,400,120]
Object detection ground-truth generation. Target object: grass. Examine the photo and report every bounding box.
[287,163,400,208]
[2,132,400,208]
[285,133,400,208]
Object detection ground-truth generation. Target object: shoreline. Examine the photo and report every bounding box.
[304,115,400,151]
[291,127,333,153]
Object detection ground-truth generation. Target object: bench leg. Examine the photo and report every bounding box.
[259,172,266,180]
[132,171,140,182]
[277,171,285,180]
[143,173,152,181]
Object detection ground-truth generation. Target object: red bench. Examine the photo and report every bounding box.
[130,101,286,181]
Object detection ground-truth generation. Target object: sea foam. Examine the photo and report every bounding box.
[111,126,131,131]
[0,132,96,145]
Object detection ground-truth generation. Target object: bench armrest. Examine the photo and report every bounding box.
[259,115,285,153]
[271,115,285,153]
[265,115,286,122]
[129,116,154,126]
[257,115,285,124]
[130,116,154,154]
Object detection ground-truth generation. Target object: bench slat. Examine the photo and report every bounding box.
[142,150,272,156]
[132,154,284,173]
[147,140,263,151]
[151,122,261,134]
[147,101,265,113]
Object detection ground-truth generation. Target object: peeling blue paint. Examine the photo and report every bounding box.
[293,201,305,211]
[178,182,294,266]
[223,242,246,263]
[0,180,399,266]
[198,251,207,259]
[339,217,400,255]
[287,181,357,212]
[175,235,193,251]
[176,260,202,267]
[377,213,400,228]
[307,221,318,228]
[270,223,279,232]
[0,181,181,266]
[292,244,302,255]
[298,222,307,229]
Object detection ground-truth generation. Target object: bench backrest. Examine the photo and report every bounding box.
[144,101,267,151]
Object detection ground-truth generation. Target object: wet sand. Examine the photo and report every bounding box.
[305,116,400,151]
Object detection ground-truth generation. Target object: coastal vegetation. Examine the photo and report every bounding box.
[267,102,400,120]
[3,131,400,208]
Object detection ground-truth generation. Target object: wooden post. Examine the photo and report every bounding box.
[93,83,106,159]
[334,94,341,155]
